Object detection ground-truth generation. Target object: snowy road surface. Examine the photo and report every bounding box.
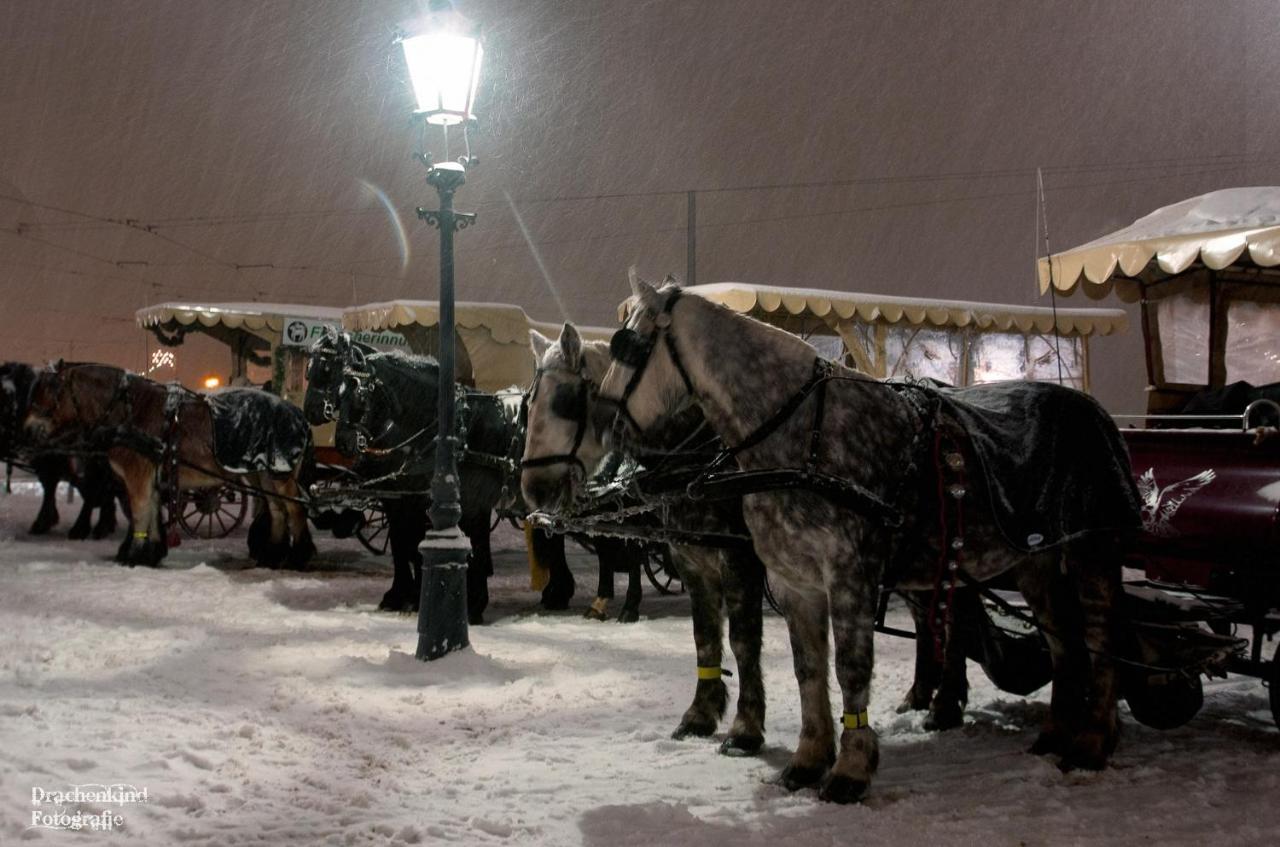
[1,482,1276,845]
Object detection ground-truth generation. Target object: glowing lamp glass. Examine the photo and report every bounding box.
[202,376,221,389]
[402,31,482,126]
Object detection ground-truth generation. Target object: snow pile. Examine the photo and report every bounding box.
[0,484,1275,845]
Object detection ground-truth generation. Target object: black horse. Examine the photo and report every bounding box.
[305,333,632,623]
[2,361,121,539]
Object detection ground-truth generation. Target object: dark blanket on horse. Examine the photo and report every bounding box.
[910,380,1142,552]
[206,389,310,475]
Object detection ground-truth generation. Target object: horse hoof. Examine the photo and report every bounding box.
[28,521,53,536]
[818,773,870,804]
[671,718,716,740]
[779,763,826,792]
[468,612,484,626]
[924,705,965,732]
[1030,731,1068,758]
[287,539,317,570]
[897,688,933,714]
[616,607,640,624]
[719,734,763,757]
[541,595,571,611]
[379,590,415,612]
[92,522,116,540]
[68,524,91,541]
[583,607,608,622]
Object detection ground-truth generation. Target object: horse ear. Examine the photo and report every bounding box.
[529,329,552,361]
[628,267,663,312]
[559,323,582,369]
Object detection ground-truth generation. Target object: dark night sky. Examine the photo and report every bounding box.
[2,0,1277,410]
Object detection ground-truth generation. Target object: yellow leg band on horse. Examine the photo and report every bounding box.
[133,531,148,540]
[843,710,870,730]
[697,666,722,680]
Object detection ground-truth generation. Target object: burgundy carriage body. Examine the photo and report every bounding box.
[1121,427,1280,591]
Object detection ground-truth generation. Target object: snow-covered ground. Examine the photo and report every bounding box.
[0,480,1276,846]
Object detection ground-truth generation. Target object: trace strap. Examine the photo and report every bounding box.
[686,357,905,527]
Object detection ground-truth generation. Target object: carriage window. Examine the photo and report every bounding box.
[1225,298,1280,386]
[1155,288,1209,385]
[969,332,1027,384]
[885,327,961,385]
[1028,334,1083,389]
[807,334,846,364]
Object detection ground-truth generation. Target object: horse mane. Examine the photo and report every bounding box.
[371,348,438,371]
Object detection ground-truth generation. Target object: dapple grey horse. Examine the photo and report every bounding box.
[595,274,1129,803]
[522,324,768,753]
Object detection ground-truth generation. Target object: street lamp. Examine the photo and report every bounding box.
[401,0,483,660]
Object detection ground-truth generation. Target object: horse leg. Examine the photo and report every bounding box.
[253,480,291,567]
[669,545,727,739]
[899,590,942,713]
[66,462,94,539]
[283,476,316,569]
[90,461,120,539]
[247,496,271,561]
[719,548,766,756]
[460,512,490,625]
[820,556,882,805]
[535,530,575,610]
[618,542,643,623]
[29,458,61,535]
[584,538,617,621]
[1061,537,1123,771]
[112,453,165,566]
[925,588,975,731]
[777,580,836,791]
[1015,555,1086,759]
[381,501,421,612]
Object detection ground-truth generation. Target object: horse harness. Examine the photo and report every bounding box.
[609,290,983,653]
[518,364,593,476]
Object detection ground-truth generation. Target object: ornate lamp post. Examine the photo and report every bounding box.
[400,0,483,660]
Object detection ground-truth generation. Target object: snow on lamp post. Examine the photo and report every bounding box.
[401,0,482,661]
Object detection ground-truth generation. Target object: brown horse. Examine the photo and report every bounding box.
[25,363,315,568]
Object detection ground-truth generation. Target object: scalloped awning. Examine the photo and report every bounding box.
[1037,187,1280,299]
[135,302,345,333]
[627,282,1128,336]
[342,300,536,345]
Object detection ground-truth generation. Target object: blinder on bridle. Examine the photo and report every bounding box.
[519,366,593,475]
[603,287,696,436]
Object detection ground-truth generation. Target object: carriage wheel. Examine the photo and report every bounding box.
[179,487,248,539]
[642,545,685,595]
[356,507,390,556]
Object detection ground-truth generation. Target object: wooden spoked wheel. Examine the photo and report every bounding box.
[178,487,249,539]
[642,545,685,595]
[356,507,390,556]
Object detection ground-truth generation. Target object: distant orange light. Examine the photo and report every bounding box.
[202,376,222,389]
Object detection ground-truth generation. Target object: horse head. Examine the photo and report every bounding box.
[303,328,350,426]
[332,349,440,459]
[24,362,128,446]
[520,324,612,511]
[595,270,694,444]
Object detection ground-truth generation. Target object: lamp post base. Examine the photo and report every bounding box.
[416,527,472,660]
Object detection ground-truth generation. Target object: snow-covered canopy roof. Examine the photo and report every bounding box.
[627,282,1128,336]
[1037,187,1280,299]
[136,302,344,333]
[343,301,610,392]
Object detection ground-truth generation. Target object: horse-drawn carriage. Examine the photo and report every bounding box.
[136,301,406,545]
[1040,186,1280,730]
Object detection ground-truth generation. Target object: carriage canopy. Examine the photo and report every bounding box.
[623,282,1128,392]
[1036,187,1280,409]
[342,300,611,393]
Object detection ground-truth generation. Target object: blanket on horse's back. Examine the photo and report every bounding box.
[906,379,1142,553]
[204,388,310,475]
